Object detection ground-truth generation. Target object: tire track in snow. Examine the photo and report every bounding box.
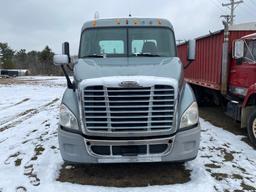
[0,98,59,132]
[0,98,30,112]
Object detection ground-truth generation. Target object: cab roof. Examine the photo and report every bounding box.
[82,18,173,31]
[242,33,256,40]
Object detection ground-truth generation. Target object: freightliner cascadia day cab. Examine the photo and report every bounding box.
[53,18,200,164]
[178,22,256,147]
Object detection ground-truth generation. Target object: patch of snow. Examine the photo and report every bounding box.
[0,76,255,192]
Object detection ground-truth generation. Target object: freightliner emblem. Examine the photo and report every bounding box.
[119,81,142,88]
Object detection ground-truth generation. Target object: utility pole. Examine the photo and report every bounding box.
[220,15,231,24]
[222,0,243,25]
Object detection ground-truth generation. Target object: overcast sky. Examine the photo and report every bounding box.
[0,0,255,55]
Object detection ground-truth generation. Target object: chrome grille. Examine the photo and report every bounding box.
[83,84,175,133]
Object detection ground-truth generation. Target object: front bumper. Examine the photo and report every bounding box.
[58,125,200,164]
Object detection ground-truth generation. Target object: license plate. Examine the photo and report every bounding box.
[98,156,162,163]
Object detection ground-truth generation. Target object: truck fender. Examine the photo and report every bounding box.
[241,83,256,128]
[242,83,256,107]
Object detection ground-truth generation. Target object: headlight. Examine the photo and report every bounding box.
[59,104,79,130]
[180,102,199,129]
[229,86,247,97]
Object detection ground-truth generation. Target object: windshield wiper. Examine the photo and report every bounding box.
[135,53,161,57]
[82,54,105,58]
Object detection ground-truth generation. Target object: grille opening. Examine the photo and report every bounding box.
[149,144,168,154]
[85,107,107,111]
[152,117,173,121]
[108,87,150,91]
[85,86,104,90]
[109,96,150,101]
[84,92,104,96]
[109,102,149,106]
[112,128,147,132]
[84,102,106,106]
[111,112,148,117]
[110,107,149,112]
[111,118,148,122]
[84,97,105,101]
[108,91,150,96]
[90,144,169,156]
[87,123,108,127]
[86,118,107,121]
[153,101,174,105]
[111,123,148,127]
[85,112,107,116]
[153,96,174,100]
[154,90,174,95]
[112,145,147,156]
[91,146,110,155]
[154,85,173,89]
[151,122,172,126]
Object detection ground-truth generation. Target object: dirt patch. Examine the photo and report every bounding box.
[31,145,45,161]
[211,173,228,181]
[58,163,191,187]
[199,106,252,147]
[15,158,22,166]
[205,163,221,169]
[199,107,242,135]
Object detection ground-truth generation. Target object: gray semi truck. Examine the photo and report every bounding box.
[53,18,200,163]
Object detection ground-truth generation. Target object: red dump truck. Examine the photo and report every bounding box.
[178,22,256,147]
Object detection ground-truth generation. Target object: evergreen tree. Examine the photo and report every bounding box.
[14,49,27,69]
[0,43,15,69]
[39,46,54,74]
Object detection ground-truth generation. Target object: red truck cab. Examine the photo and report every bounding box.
[230,33,256,98]
[232,33,256,146]
[178,23,256,147]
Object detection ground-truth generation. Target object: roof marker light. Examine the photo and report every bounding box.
[92,20,97,27]
[116,19,121,25]
[158,19,162,25]
[149,20,153,25]
[133,19,138,25]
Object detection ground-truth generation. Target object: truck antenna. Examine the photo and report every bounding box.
[94,11,100,20]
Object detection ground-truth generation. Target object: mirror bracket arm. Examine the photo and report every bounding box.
[61,65,75,91]
[184,60,193,69]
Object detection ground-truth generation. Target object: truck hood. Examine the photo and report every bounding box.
[74,57,183,82]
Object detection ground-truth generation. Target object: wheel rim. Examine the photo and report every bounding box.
[253,118,256,139]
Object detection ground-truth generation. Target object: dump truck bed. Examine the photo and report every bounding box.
[177,22,256,90]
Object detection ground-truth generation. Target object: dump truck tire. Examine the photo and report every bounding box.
[247,109,256,148]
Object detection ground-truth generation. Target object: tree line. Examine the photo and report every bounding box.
[0,42,62,75]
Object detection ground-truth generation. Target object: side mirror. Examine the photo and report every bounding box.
[233,40,244,59]
[62,42,70,55]
[53,54,69,66]
[187,40,196,61]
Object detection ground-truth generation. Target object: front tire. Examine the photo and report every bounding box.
[247,109,256,148]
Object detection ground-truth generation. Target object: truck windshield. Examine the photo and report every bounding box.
[79,27,176,58]
[244,40,256,63]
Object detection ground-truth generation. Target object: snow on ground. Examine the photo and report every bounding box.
[0,76,256,192]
